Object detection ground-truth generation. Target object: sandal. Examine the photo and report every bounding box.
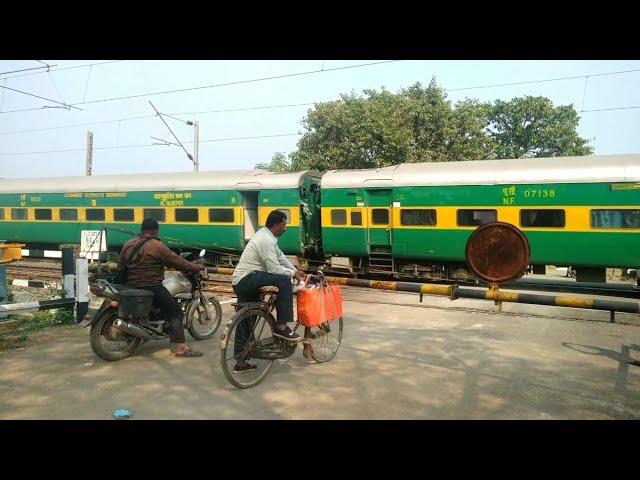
[175,348,203,357]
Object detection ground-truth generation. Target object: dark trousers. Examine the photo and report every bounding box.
[135,284,185,344]
[232,272,293,360]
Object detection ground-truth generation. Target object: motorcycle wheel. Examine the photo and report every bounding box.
[186,295,222,340]
[89,309,141,361]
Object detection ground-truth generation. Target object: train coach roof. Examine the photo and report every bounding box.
[320,154,640,188]
[0,169,321,193]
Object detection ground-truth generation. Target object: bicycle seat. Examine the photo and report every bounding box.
[259,286,279,293]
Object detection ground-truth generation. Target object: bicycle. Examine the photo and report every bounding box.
[219,273,343,389]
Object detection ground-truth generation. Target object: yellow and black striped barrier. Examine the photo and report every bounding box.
[0,243,24,264]
[207,266,640,316]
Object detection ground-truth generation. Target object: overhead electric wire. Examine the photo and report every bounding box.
[2,63,640,128]
[0,114,153,135]
[0,61,393,114]
[448,68,640,92]
[0,65,58,76]
[0,102,317,135]
[0,84,81,111]
[47,71,67,105]
[0,133,301,156]
[581,105,640,113]
[149,100,193,161]
[64,60,398,107]
[1,60,122,80]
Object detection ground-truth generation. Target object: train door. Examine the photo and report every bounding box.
[242,192,259,242]
[366,189,392,248]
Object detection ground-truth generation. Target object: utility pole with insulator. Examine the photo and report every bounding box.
[194,121,200,172]
[86,131,94,176]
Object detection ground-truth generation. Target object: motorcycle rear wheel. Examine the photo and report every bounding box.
[89,309,141,361]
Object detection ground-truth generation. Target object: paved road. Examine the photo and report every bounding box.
[1,288,640,419]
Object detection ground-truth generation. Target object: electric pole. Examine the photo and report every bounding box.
[193,121,199,172]
[86,131,94,176]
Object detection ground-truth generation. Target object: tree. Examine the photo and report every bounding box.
[486,96,594,158]
[284,82,594,172]
[255,152,293,172]
[289,79,494,171]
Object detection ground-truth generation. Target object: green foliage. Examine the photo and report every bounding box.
[487,96,594,158]
[255,152,294,172]
[0,308,75,350]
[16,308,75,332]
[286,79,593,171]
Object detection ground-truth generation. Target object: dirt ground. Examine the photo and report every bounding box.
[1,286,639,420]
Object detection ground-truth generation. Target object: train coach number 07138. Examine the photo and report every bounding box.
[523,189,556,198]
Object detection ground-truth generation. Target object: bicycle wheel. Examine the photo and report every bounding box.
[220,306,276,389]
[305,317,343,363]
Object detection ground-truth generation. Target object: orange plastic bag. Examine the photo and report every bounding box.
[297,285,343,327]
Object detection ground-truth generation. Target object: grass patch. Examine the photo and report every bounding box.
[19,309,76,331]
[0,308,76,351]
[0,332,28,350]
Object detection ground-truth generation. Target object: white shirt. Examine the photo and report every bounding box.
[232,227,296,285]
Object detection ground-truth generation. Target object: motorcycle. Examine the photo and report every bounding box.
[80,250,222,361]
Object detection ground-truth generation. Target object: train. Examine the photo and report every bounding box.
[0,153,638,284]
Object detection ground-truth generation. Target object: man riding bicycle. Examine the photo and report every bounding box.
[231,210,306,372]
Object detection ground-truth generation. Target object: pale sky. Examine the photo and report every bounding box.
[1,60,639,179]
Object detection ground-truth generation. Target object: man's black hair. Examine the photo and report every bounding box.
[265,210,287,228]
[141,217,159,232]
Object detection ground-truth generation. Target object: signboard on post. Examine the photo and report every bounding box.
[80,230,107,260]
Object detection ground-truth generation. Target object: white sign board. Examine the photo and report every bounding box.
[80,230,107,260]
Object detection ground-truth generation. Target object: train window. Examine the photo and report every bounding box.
[11,208,28,220]
[520,209,565,228]
[209,208,235,223]
[143,208,165,223]
[371,209,389,225]
[400,209,437,226]
[35,209,52,220]
[86,209,105,221]
[60,208,78,221]
[276,209,291,224]
[331,209,347,225]
[457,209,497,226]
[351,211,363,226]
[0,209,3,220]
[176,208,199,222]
[114,208,134,222]
[591,209,640,229]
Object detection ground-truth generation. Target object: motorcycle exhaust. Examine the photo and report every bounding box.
[113,319,152,340]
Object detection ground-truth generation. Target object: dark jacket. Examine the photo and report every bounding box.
[118,234,202,287]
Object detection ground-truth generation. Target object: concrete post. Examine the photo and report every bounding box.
[75,258,89,323]
[61,246,75,301]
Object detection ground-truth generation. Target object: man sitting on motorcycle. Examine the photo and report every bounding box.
[231,210,307,372]
[118,218,206,358]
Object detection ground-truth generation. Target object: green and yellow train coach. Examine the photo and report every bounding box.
[320,154,640,283]
[0,169,322,260]
[2,153,639,284]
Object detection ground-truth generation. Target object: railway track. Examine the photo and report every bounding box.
[7,259,639,300]
[6,260,236,295]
